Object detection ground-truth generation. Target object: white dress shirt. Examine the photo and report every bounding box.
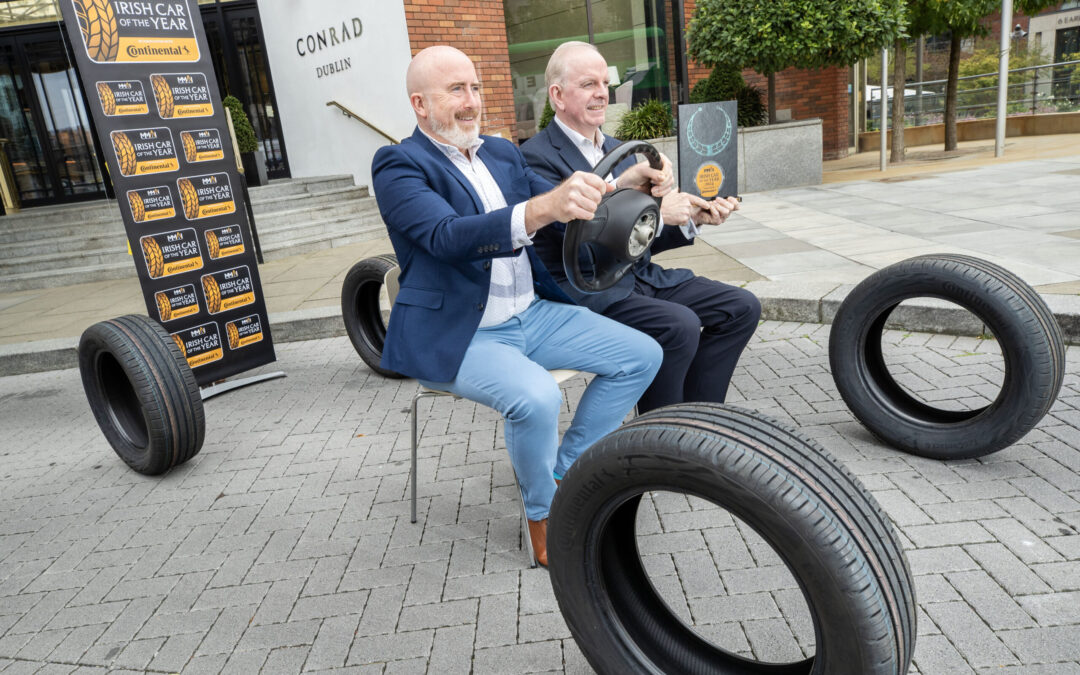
[419,130,535,328]
[552,115,699,239]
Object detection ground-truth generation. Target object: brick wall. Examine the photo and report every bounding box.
[402,1,517,140]
[681,0,851,159]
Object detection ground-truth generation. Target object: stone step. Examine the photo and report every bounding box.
[248,175,356,197]
[0,211,387,285]
[0,219,387,291]
[0,195,381,258]
[0,185,372,243]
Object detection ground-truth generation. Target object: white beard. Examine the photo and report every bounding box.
[430,112,480,149]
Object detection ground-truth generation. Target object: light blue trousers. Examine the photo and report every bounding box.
[420,300,661,520]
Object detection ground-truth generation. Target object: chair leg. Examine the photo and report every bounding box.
[410,390,423,524]
[510,466,537,568]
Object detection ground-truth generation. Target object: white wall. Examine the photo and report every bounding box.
[257,0,416,190]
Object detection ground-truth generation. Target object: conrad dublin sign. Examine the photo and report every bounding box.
[294,17,363,79]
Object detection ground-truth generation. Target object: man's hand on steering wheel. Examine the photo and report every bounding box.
[525,171,613,234]
[615,153,674,198]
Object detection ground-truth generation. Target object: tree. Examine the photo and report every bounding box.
[688,0,908,124]
[892,1,940,161]
[920,0,1057,151]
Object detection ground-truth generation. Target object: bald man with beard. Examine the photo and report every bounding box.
[370,46,662,567]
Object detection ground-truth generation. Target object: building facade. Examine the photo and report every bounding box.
[0,0,850,209]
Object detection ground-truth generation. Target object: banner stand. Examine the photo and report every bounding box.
[200,370,286,400]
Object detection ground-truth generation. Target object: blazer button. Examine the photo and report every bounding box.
[476,302,485,311]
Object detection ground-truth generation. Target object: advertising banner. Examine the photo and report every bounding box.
[678,101,738,200]
[61,0,275,385]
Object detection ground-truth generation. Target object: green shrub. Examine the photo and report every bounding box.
[222,95,258,153]
[689,65,768,127]
[615,99,673,140]
[690,65,745,104]
[538,98,555,130]
[735,85,768,127]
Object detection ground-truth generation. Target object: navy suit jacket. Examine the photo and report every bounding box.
[520,121,695,313]
[371,128,573,382]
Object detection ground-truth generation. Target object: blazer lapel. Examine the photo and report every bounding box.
[547,121,595,174]
[409,127,485,214]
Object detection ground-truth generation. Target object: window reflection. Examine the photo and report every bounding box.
[505,0,672,141]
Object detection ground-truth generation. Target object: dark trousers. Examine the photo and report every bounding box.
[602,275,761,413]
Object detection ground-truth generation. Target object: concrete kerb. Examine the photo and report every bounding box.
[3,289,1079,377]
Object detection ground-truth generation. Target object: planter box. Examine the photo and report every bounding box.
[648,118,823,194]
[857,111,1080,151]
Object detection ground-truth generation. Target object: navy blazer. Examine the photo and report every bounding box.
[371,128,573,382]
[520,121,695,313]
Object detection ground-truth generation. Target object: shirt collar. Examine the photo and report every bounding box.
[418,127,484,161]
[553,115,603,152]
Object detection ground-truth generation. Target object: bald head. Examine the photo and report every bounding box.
[405,45,483,152]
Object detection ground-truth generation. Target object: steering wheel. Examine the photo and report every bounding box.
[562,140,663,293]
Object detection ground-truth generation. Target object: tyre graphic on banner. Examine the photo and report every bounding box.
[71,0,199,63]
[60,0,276,385]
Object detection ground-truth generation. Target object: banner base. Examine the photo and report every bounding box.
[201,371,286,400]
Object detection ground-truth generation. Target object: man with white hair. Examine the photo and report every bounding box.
[370,46,662,567]
[521,41,760,413]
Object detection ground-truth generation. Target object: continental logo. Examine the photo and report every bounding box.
[204,224,243,260]
[110,127,178,177]
[171,322,223,370]
[126,186,175,222]
[95,80,147,116]
[155,283,200,322]
[139,228,202,279]
[71,0,199,63]
[176,172,235,220]
[149,73,212,118]
[225,314,263,350]
[200,265,255,314]
[179,129,224,163]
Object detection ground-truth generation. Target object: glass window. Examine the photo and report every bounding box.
[505,0,671,141]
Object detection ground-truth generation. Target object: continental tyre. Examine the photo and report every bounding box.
[178,178,199,219]
[151,75,174,118]
[73,0,119,62]
[112,131,137,175]
[341,254,404,378]
[829,254,1064,459]
[97,82,116,115]
[79,315,204,475]
[548,403,915,675]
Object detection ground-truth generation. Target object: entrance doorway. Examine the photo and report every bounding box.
[0,28,105,206]
[202,2,289,178]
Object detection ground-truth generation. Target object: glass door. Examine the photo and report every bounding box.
[0,29,105,206]
[202,2,289,178]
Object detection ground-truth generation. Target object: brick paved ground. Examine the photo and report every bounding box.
[0,321,1078,674]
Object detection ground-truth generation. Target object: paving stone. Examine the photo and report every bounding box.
[0,327,1078,673]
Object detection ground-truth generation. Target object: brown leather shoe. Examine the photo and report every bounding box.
[527,518,548,567]
[555,478,561,487]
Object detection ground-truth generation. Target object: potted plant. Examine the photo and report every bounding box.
[222,95,267,186]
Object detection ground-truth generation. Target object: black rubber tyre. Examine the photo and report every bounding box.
[79,314,205,475]
[341,254,404,378]
[548,403,915,675]
[829,254,1065,459]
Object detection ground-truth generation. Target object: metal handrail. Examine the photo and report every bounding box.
[903,58,1080,89]
[326,101,399,144]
